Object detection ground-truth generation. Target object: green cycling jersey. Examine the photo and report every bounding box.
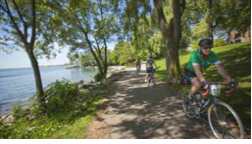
[185,49,221,73]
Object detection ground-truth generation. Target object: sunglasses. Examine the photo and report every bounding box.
[202,46,212,50]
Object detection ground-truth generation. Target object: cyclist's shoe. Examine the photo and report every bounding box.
[186,96,196,106]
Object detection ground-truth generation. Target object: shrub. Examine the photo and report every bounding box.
[43,79,79,114]
[214,39,226,47]
[12,104,25,119]
[94,72,106,82]
[0,118,11,138]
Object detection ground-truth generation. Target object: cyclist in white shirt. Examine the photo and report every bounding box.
[144,54,159,82]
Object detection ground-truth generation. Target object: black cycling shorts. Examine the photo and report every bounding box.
[184,69,197,82]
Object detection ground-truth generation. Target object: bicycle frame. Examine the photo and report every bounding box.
[149,73,154,81]
[147,68,155,89]
[194,82,232,111]
[136,65,140,70]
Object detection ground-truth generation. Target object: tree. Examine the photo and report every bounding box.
[188,0,250,44]
[45,0,119,78]
[112,41,135,65]
[80,52,96,67]
[0,0,46,110]
[153,0,186,82]
[191,16,209,44]
[218,0,251,43]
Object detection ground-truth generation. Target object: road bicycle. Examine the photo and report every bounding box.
[181,82,245,139]
[136,65,140,75]
[147,67,159,90]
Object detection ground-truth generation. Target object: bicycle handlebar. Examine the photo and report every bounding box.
[201,82,235,96]
[201,89,210,96]
[221,82,235,93]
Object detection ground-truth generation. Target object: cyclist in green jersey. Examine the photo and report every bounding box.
[185,38,238,105]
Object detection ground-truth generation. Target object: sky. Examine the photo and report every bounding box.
[0,41,116,69]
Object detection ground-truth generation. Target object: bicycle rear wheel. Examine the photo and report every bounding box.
[150,80,155,90]
[208,101,245,139]
[181,89,195,118]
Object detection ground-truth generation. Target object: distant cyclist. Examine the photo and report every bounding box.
[135,58,141,72]
[185,38,238,105]
[145,54,159,82]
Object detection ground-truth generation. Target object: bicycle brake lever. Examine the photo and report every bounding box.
[226,86,234,93]
[202,89,210,96]
[221,82,235,93]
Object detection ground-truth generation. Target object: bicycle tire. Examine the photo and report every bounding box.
[208,101,245,139]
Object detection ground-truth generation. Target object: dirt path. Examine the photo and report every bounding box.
[86,65,215,139]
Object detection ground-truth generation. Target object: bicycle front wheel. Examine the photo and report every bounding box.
[208,101,245,139]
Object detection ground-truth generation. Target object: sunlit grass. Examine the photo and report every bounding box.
[48,115,94,139]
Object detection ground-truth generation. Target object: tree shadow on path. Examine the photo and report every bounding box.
[101,71,215,139]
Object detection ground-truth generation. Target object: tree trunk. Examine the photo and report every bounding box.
[166,38,182,83]
[207,0,214,42]
[226,31,231,44]
[26,46,45,111]
[208,25,214,41]
[153,0,184,83]
[83,32,105,76]
[89,47,105,76]
[103,38,108,75]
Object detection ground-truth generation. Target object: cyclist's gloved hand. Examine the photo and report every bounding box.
[201,81,209,89]
[229,79,238,88]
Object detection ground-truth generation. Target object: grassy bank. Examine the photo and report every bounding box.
[155,42,251,132]
[47,94,104,139]
[0,80,106,139]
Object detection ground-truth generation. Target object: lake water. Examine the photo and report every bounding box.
[0,66,102,114]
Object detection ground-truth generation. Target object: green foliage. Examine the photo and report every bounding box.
[190,40,200,50]
[191,16,208,41]
[0,118,11,139]
[9,93,105,138]
[12,104,26,120]
[94,72,106,82]
[80,52,96,67]
[49,93,104,139]
[217,0,251,34]
[49,115,94,139]
[214,39,226,47]
[112,42,135,65]
[3,78,106,138]
[187,0,250,41]
[43,79,79,114]
[8,115,62,139]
